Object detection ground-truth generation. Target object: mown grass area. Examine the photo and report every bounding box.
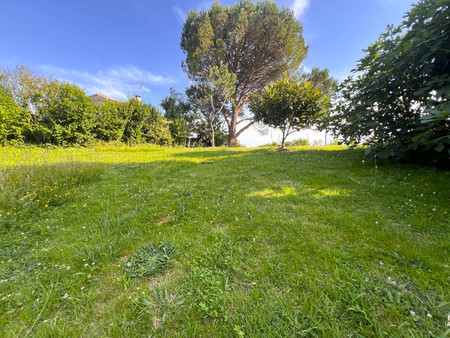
[0,144,449,336]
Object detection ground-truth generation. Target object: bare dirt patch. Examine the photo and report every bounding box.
[156,215,172,226]
[146,265,183,291]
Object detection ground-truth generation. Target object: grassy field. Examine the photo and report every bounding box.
[0,144,449,336]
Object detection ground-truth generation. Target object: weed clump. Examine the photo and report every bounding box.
[186,237,237,321]
[125,242,177,278]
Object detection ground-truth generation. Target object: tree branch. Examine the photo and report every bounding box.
[236,117,253,125]
[236,120,256,138]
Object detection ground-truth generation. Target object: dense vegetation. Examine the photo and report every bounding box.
[0,145,448,336]
[327,0,449,165]
[0,67,172,146]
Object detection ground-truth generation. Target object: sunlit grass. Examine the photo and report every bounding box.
[0,144,448,336]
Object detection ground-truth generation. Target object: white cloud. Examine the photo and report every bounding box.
[292,0,309,18]
[37,65,173,100]
[173,6,187,23]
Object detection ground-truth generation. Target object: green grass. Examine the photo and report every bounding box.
[0,144,449,336]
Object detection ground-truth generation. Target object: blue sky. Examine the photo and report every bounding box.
[1,0,416,144]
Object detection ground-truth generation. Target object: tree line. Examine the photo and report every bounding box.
[0,66,173,146]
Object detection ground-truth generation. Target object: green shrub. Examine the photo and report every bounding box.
[285,138,309,146]
[0,89,26,145]
[326,0,449,165]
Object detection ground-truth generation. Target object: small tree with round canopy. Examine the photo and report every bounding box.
[250,74,329,149]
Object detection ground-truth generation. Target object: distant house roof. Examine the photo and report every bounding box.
[89,93,122,104]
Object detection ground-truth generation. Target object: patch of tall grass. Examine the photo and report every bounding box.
[0,148,102,225]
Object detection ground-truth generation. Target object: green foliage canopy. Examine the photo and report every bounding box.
[37,82,97,145]
[250,74,328,148]
[326,0,450,165]
[301,67,339,99]
[161,89,193,146]
[94,100,128,142]
[122,98,172,145]
[0,87,27,145]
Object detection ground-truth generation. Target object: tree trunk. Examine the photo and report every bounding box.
[227,104,242,147]
[210,120,215,147]
[281,129,286,149]
[228,132,236,147]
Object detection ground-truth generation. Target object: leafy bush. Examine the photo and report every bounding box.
[33,82,97,145]
[94,101,128,142]
[0,88,26,145]
[122,98,172,145]
[285,138,309,146]
[1,66,174,147]
[327,0,449,165]
[125,242,178,278]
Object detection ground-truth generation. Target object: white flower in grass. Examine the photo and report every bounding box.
[63,293,69,299]
[387,276,396,285]
[66,266,70,270]
[427,313,432,318]
[410,310,415,316]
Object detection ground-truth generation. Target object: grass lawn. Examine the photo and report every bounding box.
[0,144,449,336]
